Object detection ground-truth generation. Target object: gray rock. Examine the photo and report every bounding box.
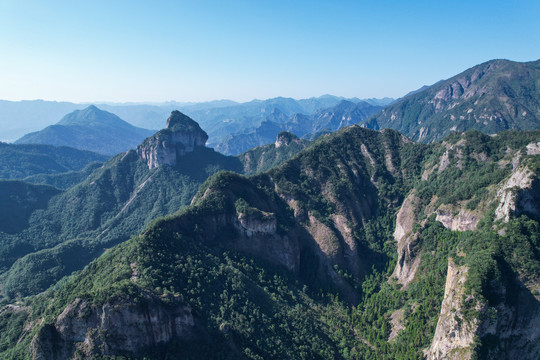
[136,111,208,169]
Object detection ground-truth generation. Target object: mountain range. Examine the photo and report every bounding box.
[0,142,107,180]
[0,112,308,301]
[0,96,395,143]
[3,123,539,359]
[0,59,540,359]
[215,100,383,155]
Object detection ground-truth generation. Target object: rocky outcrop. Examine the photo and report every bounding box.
[495,166,540,222]
[435,204,480,231]
[31,294,199,359]
[426,259,477,360]
[233,210,299,272]
[136,111,208,169]
[526,141,540,155]
[275,131,299,148]
[392,191,422,286]
[475,276,540,360]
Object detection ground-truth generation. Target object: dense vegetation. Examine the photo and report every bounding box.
[22,162,103,189]
[0,146,242,299]
[0,142,108,180]
[0,125,539,359]
[239,132,311,175]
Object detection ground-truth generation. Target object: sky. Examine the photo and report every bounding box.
[0,0,539,103]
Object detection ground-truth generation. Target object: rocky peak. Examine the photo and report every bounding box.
[165,110,201,132]
[275,131,299,148]
[136,111,208,169]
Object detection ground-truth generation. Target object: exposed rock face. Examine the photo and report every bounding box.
[526,141,540,155]
[275,131,299,148]
[435,204,479,231]
[136,111,208,169]
[495,166,540,222]
[371,59,540,143]
[475,277,540,360]
[392,191,422,286]
[233,210,299,272]
[426,259,477,360]
[31,295,199,359]
[388,308,405,342]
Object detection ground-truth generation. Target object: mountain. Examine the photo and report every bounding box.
[15,106,155,155]
[0,111,243,299]
[360,97,395,106]
[2,125,538,359]
[215,100,383,155]
[239,131,311,175]
[368,59,540,142]
[0,142,108,180]
[0,100,82,142]
[0,112,307,301]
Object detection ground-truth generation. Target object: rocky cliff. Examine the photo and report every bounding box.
[136,111,208,169]
[31,293,200,359]
[426,259,477,360]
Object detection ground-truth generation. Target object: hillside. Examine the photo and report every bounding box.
[0,181,61,234]
[0,112,310,301]
[0,142,108,180]
[368,59,540,142]
[1,126,538,359]
[0,112,243,299]
[22,162,104,190]
[15,106,155,155]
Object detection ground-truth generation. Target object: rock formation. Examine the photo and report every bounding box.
[31,294,199,359]
[392,191,422,286]
[136,111,208,169]
[275,131,299,148]
[495,166,540,222]
[426,259,477,360]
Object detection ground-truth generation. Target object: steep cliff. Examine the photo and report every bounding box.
[136,111,208,169]
[426,259,477,360]
[31,294,201,359]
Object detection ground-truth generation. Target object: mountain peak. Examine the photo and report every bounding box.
[275,131,299,148]
[85,104,99,111]
[137,111,208,169]
[166,110,201,131]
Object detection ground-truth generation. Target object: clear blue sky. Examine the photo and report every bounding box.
[1,0,539,103]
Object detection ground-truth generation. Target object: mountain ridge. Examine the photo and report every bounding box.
[368,58,540,142]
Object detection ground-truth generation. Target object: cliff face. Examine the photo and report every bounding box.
[392,191,422,286]
[31,294,200,359]
[136,111,208,169]
[495,164,540,222]
[426,259,477,360]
